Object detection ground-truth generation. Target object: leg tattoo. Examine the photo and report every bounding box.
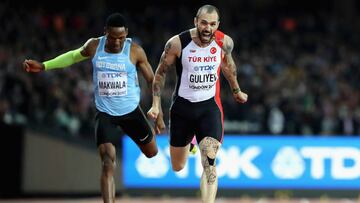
[199,137,220,203]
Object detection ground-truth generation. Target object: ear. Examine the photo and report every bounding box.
[194,17,197,27]
[216,21,220,30]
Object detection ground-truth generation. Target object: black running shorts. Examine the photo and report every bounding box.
[94,106,153,146]
[169,96,224,147]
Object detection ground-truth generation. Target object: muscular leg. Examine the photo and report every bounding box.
[170,144,191,171]
[138,129,158,158]
[98,143,116,203]
[199,137,221,203]
[120,107,158,158]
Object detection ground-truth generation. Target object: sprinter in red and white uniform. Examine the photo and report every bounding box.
[147,5,247,203]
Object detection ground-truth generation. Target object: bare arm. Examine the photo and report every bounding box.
[23,38,99,72]
[152,36,180,108]
[147,36,180,119]
[132,43,154,91]
[221,35,240,92]
[80,38,99,58]
[133,43,166,133]
[221,35,248,103]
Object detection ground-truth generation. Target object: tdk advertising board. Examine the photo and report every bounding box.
[123,135,360,189]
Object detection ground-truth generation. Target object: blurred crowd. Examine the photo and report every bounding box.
[1,1,360,140]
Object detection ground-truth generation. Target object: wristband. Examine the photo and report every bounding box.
[232,88,241,94]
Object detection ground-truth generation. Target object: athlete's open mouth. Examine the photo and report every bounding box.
[201,32,212,42]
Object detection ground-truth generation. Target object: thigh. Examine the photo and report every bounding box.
[118,106,154,146]
[170,145,190,171]
[196,101,224,144]
[169,99,195,147]
[94,111,122,146]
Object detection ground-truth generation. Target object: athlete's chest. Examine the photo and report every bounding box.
[181,40,222,72]
[93,53,135,73]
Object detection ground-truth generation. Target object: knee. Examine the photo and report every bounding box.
[199,137,220,166]
[172,163,185,172]
[171,158,186,171]
[102,155,115,172]
[144,148,158,158]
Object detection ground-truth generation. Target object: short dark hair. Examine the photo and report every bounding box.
[106,13,127,28]
[196,5,220,21]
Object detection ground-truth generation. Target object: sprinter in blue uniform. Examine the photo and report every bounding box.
[23,13,165,203]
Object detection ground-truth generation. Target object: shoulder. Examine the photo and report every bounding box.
[82,37,101,57]
[223,34,234,47]
[84,37,100,48]
[164,34,182,57]
[167,35,181,48]
[130,41,146,57]
[221,34,234,54]
[129,41,149,63]
[213,30,230,47]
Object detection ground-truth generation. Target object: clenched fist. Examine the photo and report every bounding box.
[23,59,45,73]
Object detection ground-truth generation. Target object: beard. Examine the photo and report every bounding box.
[197,28,214,44]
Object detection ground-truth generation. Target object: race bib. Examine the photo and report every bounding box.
[97,72,127,97]
[188,72,217,91]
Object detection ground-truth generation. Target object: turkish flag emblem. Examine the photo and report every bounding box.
[210,47,217,54]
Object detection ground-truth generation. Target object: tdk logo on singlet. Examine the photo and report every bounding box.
[102,72,123,78]
[193,65,215,72]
